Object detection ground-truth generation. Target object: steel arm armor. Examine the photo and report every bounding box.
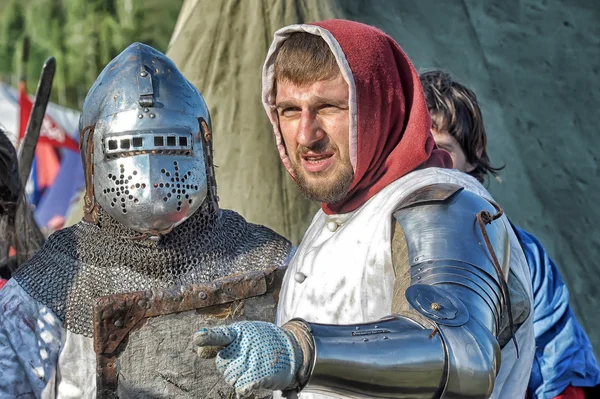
[291,184,515,399]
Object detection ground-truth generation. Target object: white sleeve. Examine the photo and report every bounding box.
[0,278,64,399]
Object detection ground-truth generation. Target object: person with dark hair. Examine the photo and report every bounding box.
[0,126,45,282]
[194,20,536,399]
[420,68,600,399]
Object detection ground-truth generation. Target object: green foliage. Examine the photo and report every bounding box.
[0,0,183,109]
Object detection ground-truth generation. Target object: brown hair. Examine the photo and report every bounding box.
[419,69,503,183]
[274,32,339,86]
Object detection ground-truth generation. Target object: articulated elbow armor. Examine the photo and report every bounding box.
[297,184,512,399]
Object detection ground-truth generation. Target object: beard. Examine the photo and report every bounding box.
[288,142,354,204]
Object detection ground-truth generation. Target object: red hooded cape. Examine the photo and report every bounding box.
[262,19,451,214]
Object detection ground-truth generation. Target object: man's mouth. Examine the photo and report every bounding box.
[300,151,335,173]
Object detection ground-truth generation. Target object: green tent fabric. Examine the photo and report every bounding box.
[168,0,599,356]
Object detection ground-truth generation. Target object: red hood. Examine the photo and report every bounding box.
[262,19,451,214]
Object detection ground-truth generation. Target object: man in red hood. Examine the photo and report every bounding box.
[194,19,535,399]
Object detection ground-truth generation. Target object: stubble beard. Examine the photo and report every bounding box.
[289,152,354,204]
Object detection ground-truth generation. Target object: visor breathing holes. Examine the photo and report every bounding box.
[157,165,198,206]
[102,168,143,213]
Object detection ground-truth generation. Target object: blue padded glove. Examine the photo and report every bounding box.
[193,321,303,397]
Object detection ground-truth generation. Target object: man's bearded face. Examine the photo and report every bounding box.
[275,74,354,204]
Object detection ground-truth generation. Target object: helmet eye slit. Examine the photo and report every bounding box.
[103,132,193,158]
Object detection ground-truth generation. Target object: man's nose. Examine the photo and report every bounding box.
[296,111,325,147]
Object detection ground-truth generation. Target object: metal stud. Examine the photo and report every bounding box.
[294,272,306,283]
[326,221,338,232]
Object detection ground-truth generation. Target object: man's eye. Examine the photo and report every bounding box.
[319,104,336,110]
[280,108,300,117]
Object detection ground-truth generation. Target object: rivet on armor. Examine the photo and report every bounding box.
[326,221,338,232]
[199,291,207,300]
[109,334,117,341]
[250,280,258,288]
[138,114,143,119]
[294,272,306,283]
[149,113,156,119]
[140,71,148,77]
[137,299,147,308]
[355,326,360,330]
[114,319,123,327]
[383,336,389,340]
[431,302,441,311]
[144,108,149,113]
[363,338,369,342]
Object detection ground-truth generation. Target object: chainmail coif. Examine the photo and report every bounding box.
[13,201,292,337]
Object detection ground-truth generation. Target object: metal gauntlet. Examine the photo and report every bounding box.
[290,184,513,399]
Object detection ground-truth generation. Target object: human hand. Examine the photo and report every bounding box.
[193,321,303,397]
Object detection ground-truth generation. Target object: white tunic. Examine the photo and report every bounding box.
[276,168,535,399]
[0,278,98,398]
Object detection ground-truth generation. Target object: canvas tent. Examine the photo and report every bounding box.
[166,0,600,357]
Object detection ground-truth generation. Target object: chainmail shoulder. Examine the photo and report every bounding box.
[13,205,292,337]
